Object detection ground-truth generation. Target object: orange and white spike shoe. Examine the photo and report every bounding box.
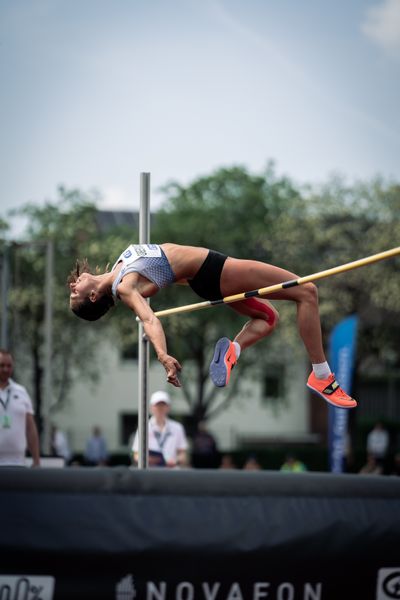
[307,372,357,409]
[209,337,238,387]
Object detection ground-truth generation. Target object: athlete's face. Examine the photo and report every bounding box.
[69,273,94,307]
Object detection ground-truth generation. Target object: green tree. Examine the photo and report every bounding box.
[4,170,397,443]
[152,165,312,427]
[4,187,114,433]
[308,176,400,373]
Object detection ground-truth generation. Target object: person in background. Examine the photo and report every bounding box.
[0,349,40,467]
[191,420,219,469]
[51,424,71,464]
[243,454,262,471]
[219,454,237,470]
[132,390,188,468]
[280,454,307,473]
[359,453,383,475]
[366,421,389,469]
[84,425,109,466]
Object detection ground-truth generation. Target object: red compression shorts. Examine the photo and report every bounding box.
[243,297,277,326]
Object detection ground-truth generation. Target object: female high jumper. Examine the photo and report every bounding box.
[68,243,356,408]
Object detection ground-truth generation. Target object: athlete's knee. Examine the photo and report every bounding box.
[300,282,319,305]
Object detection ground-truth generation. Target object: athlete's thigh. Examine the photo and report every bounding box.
[221,257,302,301]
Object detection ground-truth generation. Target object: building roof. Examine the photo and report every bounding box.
[95,210,139,233]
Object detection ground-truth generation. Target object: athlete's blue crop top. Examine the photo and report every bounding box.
[111,244,175,299]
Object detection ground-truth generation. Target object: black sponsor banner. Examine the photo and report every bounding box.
[1,468,399,600]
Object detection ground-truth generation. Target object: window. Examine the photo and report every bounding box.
[263,367,285,399]
[120,413,138,445]
[120,345,138,361]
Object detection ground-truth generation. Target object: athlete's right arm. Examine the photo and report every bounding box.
[118,286,182,387]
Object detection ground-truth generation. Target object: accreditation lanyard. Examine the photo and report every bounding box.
[152,423,171,452]
[0,387,12,428]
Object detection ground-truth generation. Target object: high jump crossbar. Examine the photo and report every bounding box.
[143,246,400,320]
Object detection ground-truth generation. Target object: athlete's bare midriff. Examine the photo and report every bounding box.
[117,244,211,299]
[161,244,210,281]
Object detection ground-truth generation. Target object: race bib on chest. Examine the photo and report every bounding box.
[123,244,161,260]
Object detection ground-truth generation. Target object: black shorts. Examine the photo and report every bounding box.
[188,250,228,301]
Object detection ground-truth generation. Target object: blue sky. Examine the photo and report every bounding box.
[1,0,399,229]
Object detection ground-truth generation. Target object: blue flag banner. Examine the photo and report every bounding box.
[328,315,358,473]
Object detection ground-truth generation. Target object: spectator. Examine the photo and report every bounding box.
[359,453,383,475]
[84,426,109,466]
[51,424,71,464]
[191,420,219,469]
[366,422,389,467]
[132,391,188,468]
[219,454,237,469]
[0,348,40,467]
[280,454,307,473]
[243,454,262,471]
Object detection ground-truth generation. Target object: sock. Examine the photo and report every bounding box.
[233,341,241,359]
[312,361,331,380]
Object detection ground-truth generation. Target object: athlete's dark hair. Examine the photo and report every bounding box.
[71,295,114,321]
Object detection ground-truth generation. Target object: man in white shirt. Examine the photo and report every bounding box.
[132,390,188,468]
[0,349,40,467]
[366,421,389,465]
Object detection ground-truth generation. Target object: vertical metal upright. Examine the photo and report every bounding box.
[137,172,150,469]
[42,239,54,455]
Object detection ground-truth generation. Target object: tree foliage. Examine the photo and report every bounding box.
[152,165,312,423]
[3,187,113,430]
[1,169,399,435]
[153,168,400,424]
[307,176,400,373]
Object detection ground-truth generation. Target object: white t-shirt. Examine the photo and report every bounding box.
[367,428,389,458]
[132,417,188,464]
[0,379,34,466]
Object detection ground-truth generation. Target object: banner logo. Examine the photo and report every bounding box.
[115,576,322,599]
[376,569,400,599]
[0,576,55,600]
[116,574,136,600]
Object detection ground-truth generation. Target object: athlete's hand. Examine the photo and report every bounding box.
[160,354,182,387]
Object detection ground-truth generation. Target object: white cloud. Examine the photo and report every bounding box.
[361,0,400,59]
